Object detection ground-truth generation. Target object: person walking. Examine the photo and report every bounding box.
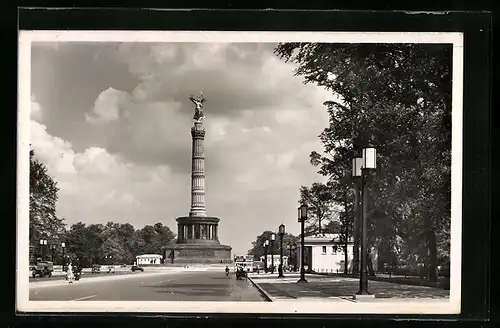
[67,261,74,283]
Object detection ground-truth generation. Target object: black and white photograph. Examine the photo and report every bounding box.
[17,31,463,314]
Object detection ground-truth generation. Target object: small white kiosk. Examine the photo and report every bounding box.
[135,254,163,265]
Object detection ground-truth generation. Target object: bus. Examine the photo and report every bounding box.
[234,255,254,273]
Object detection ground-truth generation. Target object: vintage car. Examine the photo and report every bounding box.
[91,264,101,274]
[131,265,144,272]
[235,266,247,280]
[106,265,115,273]
[32,261,54,278]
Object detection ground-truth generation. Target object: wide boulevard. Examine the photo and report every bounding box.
[29,269,266,302]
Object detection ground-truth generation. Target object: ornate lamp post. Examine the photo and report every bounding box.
[39,239,47,260]
[297,204,308,283]
[355,144,377,298]
[264,240,269,273]
[352,157,363,277]
[61,242,66,265]
[270,233,276,274]
[278,224,285,278]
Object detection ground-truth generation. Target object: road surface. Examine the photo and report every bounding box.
[29,270,135,282]
[30,270,265,302]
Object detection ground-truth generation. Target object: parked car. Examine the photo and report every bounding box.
[91,264,101,274]
[131,265,144,272]
[32,261,54,278]
[106,266,115,273]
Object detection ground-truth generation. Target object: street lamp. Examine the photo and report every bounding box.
[270,233,276,274]
[297,203,308,283]
[61,242,66,265]
[264,240,270,273]
[39,239,47,260]
[278,224,285,278]
[355,144,377,298]
[352,157,363,277]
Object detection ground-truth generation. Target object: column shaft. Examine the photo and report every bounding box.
[190,123,207,217]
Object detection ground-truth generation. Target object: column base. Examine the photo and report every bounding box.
[297,278,308,283]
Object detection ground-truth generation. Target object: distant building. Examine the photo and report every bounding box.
[297,233,357,274]
[136,254,163,265]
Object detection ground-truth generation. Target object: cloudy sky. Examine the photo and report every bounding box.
[29,41,331,255]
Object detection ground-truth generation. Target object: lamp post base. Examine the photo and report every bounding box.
[278,274,285,278]
[297,277,308,283]
[354,292,375,301]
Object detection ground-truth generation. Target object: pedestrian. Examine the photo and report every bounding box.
[67,261,74,284]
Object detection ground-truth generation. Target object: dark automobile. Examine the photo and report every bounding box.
[235,266,247,280]
[74,266,82,280]
[131,265,144,272]
[32,261,54,278]
[91,264,101,274]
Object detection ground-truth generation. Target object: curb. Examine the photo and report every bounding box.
[247,276,273,302]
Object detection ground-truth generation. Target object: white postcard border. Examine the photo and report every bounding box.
[17,30,463,314]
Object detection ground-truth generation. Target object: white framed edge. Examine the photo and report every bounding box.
[17,30,464,315]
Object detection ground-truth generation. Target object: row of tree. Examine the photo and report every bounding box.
[29,149,176,266]
[275,43,452,281]
[247,231,300,262]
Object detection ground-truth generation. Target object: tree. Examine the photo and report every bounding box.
[65,222,88,265]
[153,222,176,256]
[298,182,337,235]
[247,231,299,261]
[275,43,452,281]
[137,223,176,256]
[29,149,65,258]
[116,223,136,263]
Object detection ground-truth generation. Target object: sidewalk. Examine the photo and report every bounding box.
[247,273,450,303]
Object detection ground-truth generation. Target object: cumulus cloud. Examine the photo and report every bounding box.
[30,42,332,255]
[85,87,130,123]
[29,100,182,229]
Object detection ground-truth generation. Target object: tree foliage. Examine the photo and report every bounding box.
[298,182,337,234]
[29,149,65,247]
[58,221,176,266]
[247,230,299,261]
[275,43,452,281]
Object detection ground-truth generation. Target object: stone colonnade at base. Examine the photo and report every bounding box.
[177,223,218,241]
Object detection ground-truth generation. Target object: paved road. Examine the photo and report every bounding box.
[30,270,265,302]
[29,271,134,282]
